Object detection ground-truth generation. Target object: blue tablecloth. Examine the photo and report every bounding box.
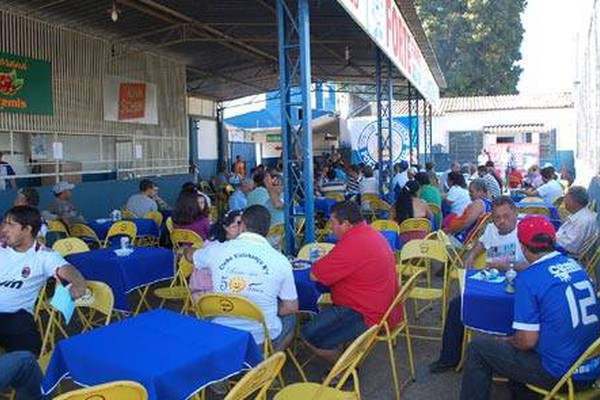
[88,218,159,241]
[516,200,560,221]
[293,264,329,313]
[461,270,515,335]
[42,309,262,400]
[66,247,174,311]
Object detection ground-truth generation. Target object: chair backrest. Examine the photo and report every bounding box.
[321,325,379,390]
[426,230,464,268]
[428,203,442,228]
[165,216,173,233]
[324,192,345,201]
[368,198,390,212]
[170,229,204,250]
[195,293,271,355]
[361,193,379,204]
[120,208,136,219]
[52,238,90,257]
[69,223,101,245]
[267,223,285,250]
[47,219,69,234]
[53,380,148,400]
[104,221,137,247]
[371,219,401,233]
[520,196,544,203]
[143,211,163,228]
[462,213,491,250]
[400,239,448,265]
[519,206,551,216]
[224,352,286,400]
[399,217,431,243]
[75,281,115,324]
[296,242,335,261]
[541,336,600,399]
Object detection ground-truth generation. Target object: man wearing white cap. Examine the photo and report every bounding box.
[45,181,84,225]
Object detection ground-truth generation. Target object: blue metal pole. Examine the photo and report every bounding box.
[387,59,394,194]
[298,0,315,246]
[376,48,384,197]
[407,83,413,164]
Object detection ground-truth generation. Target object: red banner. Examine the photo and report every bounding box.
[118,82,146,120]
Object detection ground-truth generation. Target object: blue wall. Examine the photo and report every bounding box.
[0,174,193,220]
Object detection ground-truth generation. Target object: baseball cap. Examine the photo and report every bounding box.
[52,181,75,194]
[517,215,556,248]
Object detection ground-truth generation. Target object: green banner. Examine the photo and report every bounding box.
[266,134,281,143]
[0,52,53,115]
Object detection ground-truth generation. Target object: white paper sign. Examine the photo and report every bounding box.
[135,144,143,159]
[52,142,63,160]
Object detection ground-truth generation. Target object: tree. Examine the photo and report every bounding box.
[415,0,526,96]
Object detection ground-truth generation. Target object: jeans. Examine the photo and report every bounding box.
[460,339,559,400]
[0,351,45,400]
[301,305,367,350]
[438,296,464,365]
[272,314,297,351]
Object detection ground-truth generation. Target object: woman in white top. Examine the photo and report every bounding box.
[526,166,563,204]
[443,171,471,229]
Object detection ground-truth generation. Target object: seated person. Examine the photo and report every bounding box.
[460,215,600,400]
[345,164,361,196]
[264,173,284,227]
[415,172,442,209]
[246,172,269,207]
[557,186,598,256]
[320,169,346,195]
[443,172,471,229]
[172,188,211,240]
[389,180,432,224]
[508,167,523,189]
[185,205,298,351]
[44,182,85,226]
[477,165,501,199]
[523,164,543,189]
[0,351,44,400]
[391,161,409,194]
[446,179,491,243]
[0,206,86,355]
[526,166,563,204]
[430,196,526,373]
[302,201,400,363]
[13,188,47,242]
[228,178,253,211]
[359,166,378,199]
[126,179,160,217]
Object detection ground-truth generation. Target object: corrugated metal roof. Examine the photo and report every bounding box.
[0,0,445,102]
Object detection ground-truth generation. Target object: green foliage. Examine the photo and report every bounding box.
[415,0,526,96]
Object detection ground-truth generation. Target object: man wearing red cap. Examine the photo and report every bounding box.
[460,215,600,400]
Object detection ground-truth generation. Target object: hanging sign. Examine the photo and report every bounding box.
[0,52,53,115]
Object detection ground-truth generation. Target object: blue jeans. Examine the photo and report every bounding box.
[301,305,367,350]
[272,314,296,351]
[0,351,45,400]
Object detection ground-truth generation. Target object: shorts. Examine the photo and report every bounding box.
[301,305,367,350]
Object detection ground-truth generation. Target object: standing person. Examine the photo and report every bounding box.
[44,182,85,225]
[504,146,517,181]
[301,201,399,362]
[460,215,600,400]
[184,205,298,351]
[233,155,246,178]
[477,148,490,167]
[0,206,86,355]
[0,151,16,191]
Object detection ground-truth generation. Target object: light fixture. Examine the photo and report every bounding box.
[109,1,119,22]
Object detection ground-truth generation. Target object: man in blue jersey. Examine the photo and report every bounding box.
[460,215,600,400]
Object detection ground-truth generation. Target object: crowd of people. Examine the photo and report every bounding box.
[2,149,600,399]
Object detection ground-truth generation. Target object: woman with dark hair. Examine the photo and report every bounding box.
[172,189,211,240]
[415,172,442,209]
[390,180,432,224]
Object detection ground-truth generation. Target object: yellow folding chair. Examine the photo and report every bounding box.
[165,216,173,234]
[460,213,492,256]
[195,293,307,383]
[69,223,102,248]
[138,211,163,246]
[120,208,136,219]
[519,205,551,216]
[324,192,345,201]
[151,257,194,314]
[170,229,204,249]
[104,221,137,248]
[296,242,335,261]
[520,196,544,203]
[47,219,69,235]
[526,336,600,399]
[52,238,90,257]
[371,219,401,233]
[267,223,285,251]
[377,271,424,400]
[363,198,390,222]
[398,239,449,339]
[273,325,379,400]
[53,380,148,400]
[224,352,286,400]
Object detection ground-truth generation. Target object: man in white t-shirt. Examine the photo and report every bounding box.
[185,204,298,350]
[526,166,563,204]
[0,206,86,356]
[430,196,525,373]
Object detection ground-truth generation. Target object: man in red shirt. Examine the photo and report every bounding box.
[301,201,401,362]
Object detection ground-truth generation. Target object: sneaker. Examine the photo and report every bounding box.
[428,360,457,374]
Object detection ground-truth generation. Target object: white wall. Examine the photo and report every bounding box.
[432,107,576,151]
[197,119,218,160]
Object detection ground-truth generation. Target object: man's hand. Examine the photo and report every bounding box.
[69,281,86,300]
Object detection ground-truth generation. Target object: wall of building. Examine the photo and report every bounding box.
[432,107,576,153]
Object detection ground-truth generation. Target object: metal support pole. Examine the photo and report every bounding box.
[415,97,420,165]
[387,59,394,194]
[428,103,433,160]
[376,49,384,197]
[407,83,413,163]
[423,101,428,163]
[277,0,315,255]
[216,104,226,171]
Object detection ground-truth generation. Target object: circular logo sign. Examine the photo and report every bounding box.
[356,120,410,167]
